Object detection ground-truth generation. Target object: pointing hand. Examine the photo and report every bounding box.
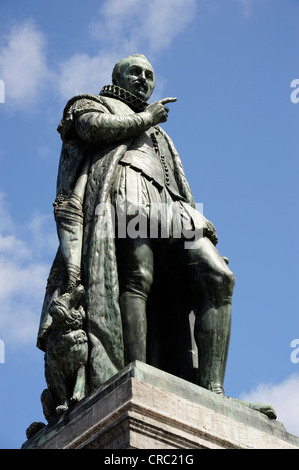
[145,97,177,125]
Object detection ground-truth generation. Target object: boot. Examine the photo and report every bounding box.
[194,299,231,395]
[119,292,147,364]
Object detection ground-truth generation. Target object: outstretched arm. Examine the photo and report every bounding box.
[74,97,177,144]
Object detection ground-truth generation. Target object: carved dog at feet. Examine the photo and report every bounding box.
[41,285,88,419]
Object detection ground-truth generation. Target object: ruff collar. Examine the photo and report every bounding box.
[100,85,148,112]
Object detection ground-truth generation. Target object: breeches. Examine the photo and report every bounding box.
[113,167,235,307]
[116,236,235,308]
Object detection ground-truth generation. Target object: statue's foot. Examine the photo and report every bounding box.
[26,421,46,440]
[55,404,69,415]
[70,394,81,405]
[229,397,277,419]
[246,402,277,419]
[207,383,225,395]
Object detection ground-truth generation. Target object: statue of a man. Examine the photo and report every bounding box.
[37,54,236,408]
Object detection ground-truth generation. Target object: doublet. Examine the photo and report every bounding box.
[119,127,182,201]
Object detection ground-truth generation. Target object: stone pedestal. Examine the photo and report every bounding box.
[22,361,299,449]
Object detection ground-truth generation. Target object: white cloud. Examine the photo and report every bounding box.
[0,194,56,346]
[0,234,31,263]
[0,20,50,109]
[92,0,197,53]
[57,52,115,98]
[142,0,197,52]
[0,2,197,104]
[0,257,48,345]
[239,374,299,437]
[27,211,57,258]
[57,0,197,99]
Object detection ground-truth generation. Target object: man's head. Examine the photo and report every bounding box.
[112,54,155,102]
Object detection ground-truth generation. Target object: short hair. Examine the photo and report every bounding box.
[112,54,151,85]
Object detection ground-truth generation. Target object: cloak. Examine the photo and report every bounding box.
[37,93,197,392]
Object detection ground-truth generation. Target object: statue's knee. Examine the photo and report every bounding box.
[225,269,235,295]
[139,266,154,295]
[125,265,153,298]
[200,266,235,301]
[216,267,235,297]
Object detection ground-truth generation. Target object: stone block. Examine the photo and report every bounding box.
[22,361,299,449]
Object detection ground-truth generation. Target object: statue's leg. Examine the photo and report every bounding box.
[117,237,154,364]
[71,363,86,404]
[183,237,235,395]
[51,369,70,414]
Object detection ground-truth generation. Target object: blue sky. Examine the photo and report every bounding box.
[0,0,298,449]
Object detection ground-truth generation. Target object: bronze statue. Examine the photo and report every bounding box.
[36,54,275,423]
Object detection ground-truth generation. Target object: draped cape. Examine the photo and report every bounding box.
[37,94,197,391]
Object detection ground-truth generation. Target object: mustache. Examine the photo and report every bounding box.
[133,79,148,89]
